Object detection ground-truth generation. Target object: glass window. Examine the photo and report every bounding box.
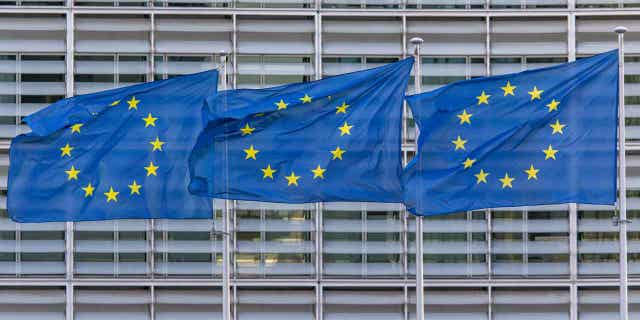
[154,210,221,277]
[236,203,315,278]
[75,220,149,277]
[323,205,364,278]
[527,210,569,276]
[324,289,404,319]
[155,287,222,319]
[238,0,312,8]
[493,287,570,319]
[0,287,66,319]
[407,0,485,9]
[75,54,147,95]
[491,0,567,9]
[238,55,313,89]
[409,211,488,278]
[491,209,524,276]
[76,0,148,6]
[74,287,150,319]
[365,209,403,277]
[578,209,619,277]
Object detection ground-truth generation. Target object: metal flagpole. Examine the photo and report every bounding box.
[410,36,424,320]
[614,26,630,320]
[219,51,232,320]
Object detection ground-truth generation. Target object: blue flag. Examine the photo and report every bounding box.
[403,51,618,216]
[189,58,413,203]
[8,70,218,222]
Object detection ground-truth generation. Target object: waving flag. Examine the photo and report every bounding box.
[8,70,218,222]
[189,58,413,203]
[403,51,618,216]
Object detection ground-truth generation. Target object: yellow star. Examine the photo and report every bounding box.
[543,145,558,160]
[275,99,288,110]
[70,123,83,134]
[330,146,346,160]
[128,180,142,195]
[501,81,516,96]
[525,164,539,180]
[104,187,119,202]
[81,183,95,197]
[499,173,515,188]
[457,109,472,125]
[336,102,350,114]
[462,158,476,169]
[475,169,489,184]
[311,165,326,179]
[546,99,560,112]
[300,94,312,104]
[142,113,158,127]
[127,96,140,110]
[145,162,159,176]
[244,145,259,160]
[60,143,73,157]
[452,136,467,151]
[261,164,276,179]
[476,91,490,105]
[150,137,165,152]
[550,119,566,135]
[528,86,543,100]
[110,100,120,106]
[65,165,80,180]
[285,172,301,186]
[240,123,255,136]
[338,122,353,136]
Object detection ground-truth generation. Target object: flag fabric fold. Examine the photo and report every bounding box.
[8,70,218,222]
[189,58,414,204]
[403,50,618,216]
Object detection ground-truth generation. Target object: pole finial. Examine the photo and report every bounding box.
[410,37,424,45]
[614,26,628,34]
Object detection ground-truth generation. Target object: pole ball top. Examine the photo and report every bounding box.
[614,26,628,34]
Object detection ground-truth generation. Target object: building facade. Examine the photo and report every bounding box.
[1,0,640,319]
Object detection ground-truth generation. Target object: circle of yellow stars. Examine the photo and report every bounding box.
[63,96,164,203]
[453,81,564,189]
[240,94,351,187]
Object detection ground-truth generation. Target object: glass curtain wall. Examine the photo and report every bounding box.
[0,4,638,319]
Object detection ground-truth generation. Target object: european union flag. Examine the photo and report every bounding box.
[8,70,218,222]
[189,58,413,203]
[403,51,618,216]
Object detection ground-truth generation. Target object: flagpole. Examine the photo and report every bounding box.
[410,36,424,320]
[614,26,629,320]
[219,51,232,320]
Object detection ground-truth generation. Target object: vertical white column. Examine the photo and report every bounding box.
[231,14,238,89]
[149,13,156,81]
[313,15,323,319]
[64,16,75,320]
[614,25,629,320]
[567,14,576,63]
[66,284,73,320]
[220,52,232,320]
[485,16,490,77]
[149,285,155,320]
[315,200,322,320]
[409,36,424,320]
[148,12,156,280]
[314,14,321,80]
[568,16,578,320]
